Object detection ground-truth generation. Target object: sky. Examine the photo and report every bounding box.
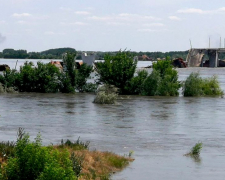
[0,0,225,52]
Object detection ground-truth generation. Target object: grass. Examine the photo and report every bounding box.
[185,142,203,157]
[59,137,90,150]
[0,133,133,180]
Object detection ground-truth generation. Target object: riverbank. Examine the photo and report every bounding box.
[0,133,133,180]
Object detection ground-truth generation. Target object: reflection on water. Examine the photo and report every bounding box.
[1,66,225,179]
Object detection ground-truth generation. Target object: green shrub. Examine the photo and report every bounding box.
[141,70,161,96]
[93,85,118,104]
[124,70,148,95]
[1,130,77,180]
[183,72,223,96]
[75,63,92,92]
[185,142,203,157]
[95,50,137,94]
[81,82,98,93]
[141,59,180,96]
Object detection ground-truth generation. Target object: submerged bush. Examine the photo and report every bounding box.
[185,142,203,157]
[93,84,118,104]
[141,70,161,96]
[95,50,137,94]
[183,72,223,96]
[124,70,148,95]
[75,63,92,92]
[141,58,180,96]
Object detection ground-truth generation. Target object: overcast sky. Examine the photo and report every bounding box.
[0,0,225,52]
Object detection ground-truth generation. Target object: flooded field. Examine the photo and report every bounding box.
[1,59,225,179]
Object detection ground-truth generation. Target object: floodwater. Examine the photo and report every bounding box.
[1,59,225,179]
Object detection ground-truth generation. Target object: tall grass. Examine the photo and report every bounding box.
[183,72,223,96]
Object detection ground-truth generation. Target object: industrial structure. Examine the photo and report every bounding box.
[186,48,225,67]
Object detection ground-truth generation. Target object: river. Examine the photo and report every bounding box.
[0,59,225,180]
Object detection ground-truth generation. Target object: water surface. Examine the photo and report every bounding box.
[0,60,225,180]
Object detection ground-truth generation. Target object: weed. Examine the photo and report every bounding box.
[185,142,203,157]
[60,137,90,150]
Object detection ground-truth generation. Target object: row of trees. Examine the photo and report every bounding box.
[0,48,76,59]
[0,50,223,97]
[0,52,92,93]
[94,50,223,98]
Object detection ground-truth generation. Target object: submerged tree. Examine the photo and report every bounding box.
[95,50,137,94]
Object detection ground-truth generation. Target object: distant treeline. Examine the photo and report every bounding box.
[1,47,224,60]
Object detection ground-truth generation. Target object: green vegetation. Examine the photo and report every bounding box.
[185,142,203,157]
[0,52,92,93]
[124,70,148,95]
[183,72,224,96]
[93,85,118,104]
[95,50,137,94]
[141,59,180,96]
[1,48,76,59]
[0,128,77,180]
[0,129,133,180]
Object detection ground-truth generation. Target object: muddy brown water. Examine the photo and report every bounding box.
[1,59,225,179]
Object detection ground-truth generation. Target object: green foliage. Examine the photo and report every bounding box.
[0,141,15,161]
[141,70,161,96]
[95,50,137,94]
[16,62,61,93]
[1,129,77,180]
[70,152,84,178]
[93,85,118,104]
[185,142,203,157]
[75,63,92,92]
[61,52,76,93]
[141,59,180,96]
[183,72,224,96]
[124,70,148,95]
[60,138,90,150]
[81,82,98,93]
[190,143,202,156]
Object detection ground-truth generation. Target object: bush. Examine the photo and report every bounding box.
[75,63,92,92]
[141,59,180,96]
[1,129,77,180]
[183,72,223,96]
[95,50,137,94]
[124,70,148,95]
[141,70,161,96]
[185,142,202,157]
[93,85,118,104]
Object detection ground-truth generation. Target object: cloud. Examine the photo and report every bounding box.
[12,13,31,18]
[59,7,71,11]
[87,13,161,26]
[177,8,207,14]
[17,20,27,24]
[44,31,65,35]
[168,16,181,20]
[60,22,88,26]
[0,20,6,24]
[137,29,156,32]
[143,23,164,27]
[0,33,6,43]
[75,11,90,15]
[177,7,225,14]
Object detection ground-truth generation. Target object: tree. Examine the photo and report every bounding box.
[95,50,137,94]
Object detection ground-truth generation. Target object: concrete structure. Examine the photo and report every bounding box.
[81,53,95,66]
[186,48,225,67]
